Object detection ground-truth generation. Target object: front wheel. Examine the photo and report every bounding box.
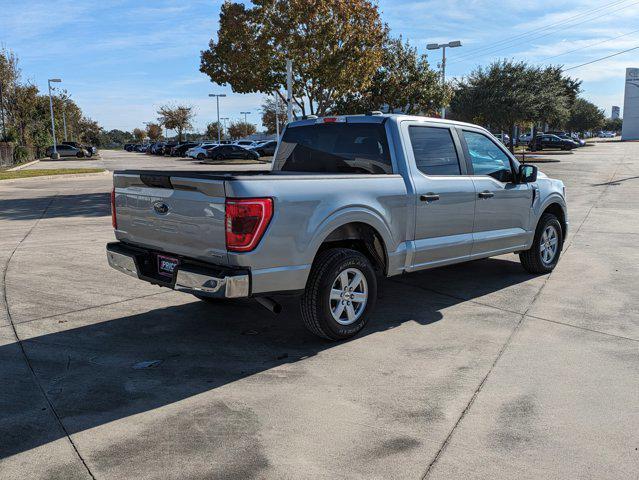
[301,248,377,340]
[197,153,205,160]
[519,213,563,274]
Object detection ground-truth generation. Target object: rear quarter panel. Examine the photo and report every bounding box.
[225,175,410,294]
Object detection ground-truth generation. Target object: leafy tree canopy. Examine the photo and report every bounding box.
[200,0,387,116]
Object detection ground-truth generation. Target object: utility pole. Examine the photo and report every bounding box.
[240,111,251,137]
[221,117,229,140]
[48,78,62,158]
[208,93,226,143]
[426,41,461,119]
[286,59,293,123]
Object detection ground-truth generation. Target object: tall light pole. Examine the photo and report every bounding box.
[48,78,62,158]
[286,59,293,123]
[426,40,461,119]
[221,117,229,140]
[240,111,251,138]
[208,93,226,143]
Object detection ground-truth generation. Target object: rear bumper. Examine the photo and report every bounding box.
[106,242,249,298]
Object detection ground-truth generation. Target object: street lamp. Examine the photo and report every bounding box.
[240,111,251,138]
[48,78,62,158]
[209,94,227,143]
[426,40,462,119]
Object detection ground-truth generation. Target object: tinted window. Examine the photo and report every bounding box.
[273,122,392,174]
[463,131,513,181]
[408,126,460,176]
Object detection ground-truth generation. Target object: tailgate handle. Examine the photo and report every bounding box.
[140,174,173,189]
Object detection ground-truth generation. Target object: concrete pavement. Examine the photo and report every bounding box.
[1,146,637,479]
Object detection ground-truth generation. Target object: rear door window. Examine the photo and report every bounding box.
[408,126,461,176]
[273,122,392,174]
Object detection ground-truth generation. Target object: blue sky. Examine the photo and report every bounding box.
[1,0,637,132]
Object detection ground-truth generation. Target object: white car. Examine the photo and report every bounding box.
[233,140,257,148]
[187,143,219,160]
[598,131,615,138]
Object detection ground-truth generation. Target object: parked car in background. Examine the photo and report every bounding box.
[598,131,615,138]
[171,142,199,157]
[108,114,567,340]
[233,140,257,147]
[528,134,575,151]
[124,143,136,151]
[187,144,219,160]
[46,144,89,158]
[493,133,510,145]
[62,141,95,157]
[546,132,581,148]
[205,144,260,161]
[160,141,178,155]
[250,140,278,157]
[518,133,533,145]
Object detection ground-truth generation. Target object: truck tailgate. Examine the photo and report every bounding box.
[113,173,228,264]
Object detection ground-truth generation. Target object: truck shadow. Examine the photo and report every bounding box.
[0,193,110,221]
[1,257,532,459]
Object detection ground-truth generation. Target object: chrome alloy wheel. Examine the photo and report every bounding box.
[539,225,559,265]
[329,268,368,325]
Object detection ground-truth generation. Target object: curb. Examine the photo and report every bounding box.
[1,170,110,182]
[6,159,41,171]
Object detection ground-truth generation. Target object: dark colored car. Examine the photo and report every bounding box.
[160,141,178,155]
[171,142,199,156]
[205,144,260,161]
[528,134,575,151]
[124,143,136,151]
[250,140,278,157]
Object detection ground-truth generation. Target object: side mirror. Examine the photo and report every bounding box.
[518,164,537,183]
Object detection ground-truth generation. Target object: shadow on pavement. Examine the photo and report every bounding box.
[0,257,532,459]
[0,193,110,221]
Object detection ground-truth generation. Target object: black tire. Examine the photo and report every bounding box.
[215,154,224,161]
[301,248,377,341]
[76,152,84,158]
[197,153,205,160]
[519,213,563,274]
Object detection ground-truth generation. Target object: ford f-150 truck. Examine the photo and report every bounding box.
[107,114,567,340]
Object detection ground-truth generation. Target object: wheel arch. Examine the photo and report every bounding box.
[313,221,390,276]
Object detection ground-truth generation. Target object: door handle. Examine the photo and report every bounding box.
[478,191,494,199]
[420,193,440,202]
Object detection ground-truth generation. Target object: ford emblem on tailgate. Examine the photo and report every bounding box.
[153,201,169,215]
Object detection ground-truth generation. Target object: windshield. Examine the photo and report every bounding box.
[273,122,392,174]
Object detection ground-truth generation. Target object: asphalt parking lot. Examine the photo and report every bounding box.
[1,145,637,479]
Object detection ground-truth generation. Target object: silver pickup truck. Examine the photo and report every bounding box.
[107,114,567,340]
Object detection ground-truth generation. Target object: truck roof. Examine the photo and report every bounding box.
[287,113,480,130]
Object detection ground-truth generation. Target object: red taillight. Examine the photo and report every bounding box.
[110,188,117,229]
[225,197,273,252]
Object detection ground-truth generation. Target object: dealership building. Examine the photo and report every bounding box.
[622,68,639,141]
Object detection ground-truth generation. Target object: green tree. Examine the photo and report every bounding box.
[146,122,163,141]
[157,104,194,142]
[450,60,580,151]
[333,37,448,115]
[566,98,605,133]
[227,121,256,139]
[0,47,20,140]
[133,128,147,143]
[200,0,387,116]
[603,117,623,133]
[205,121,224,140]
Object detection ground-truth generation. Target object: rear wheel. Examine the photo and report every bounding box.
[519,213,563,274]
[301,248,377,340]
[197,153,205,160]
